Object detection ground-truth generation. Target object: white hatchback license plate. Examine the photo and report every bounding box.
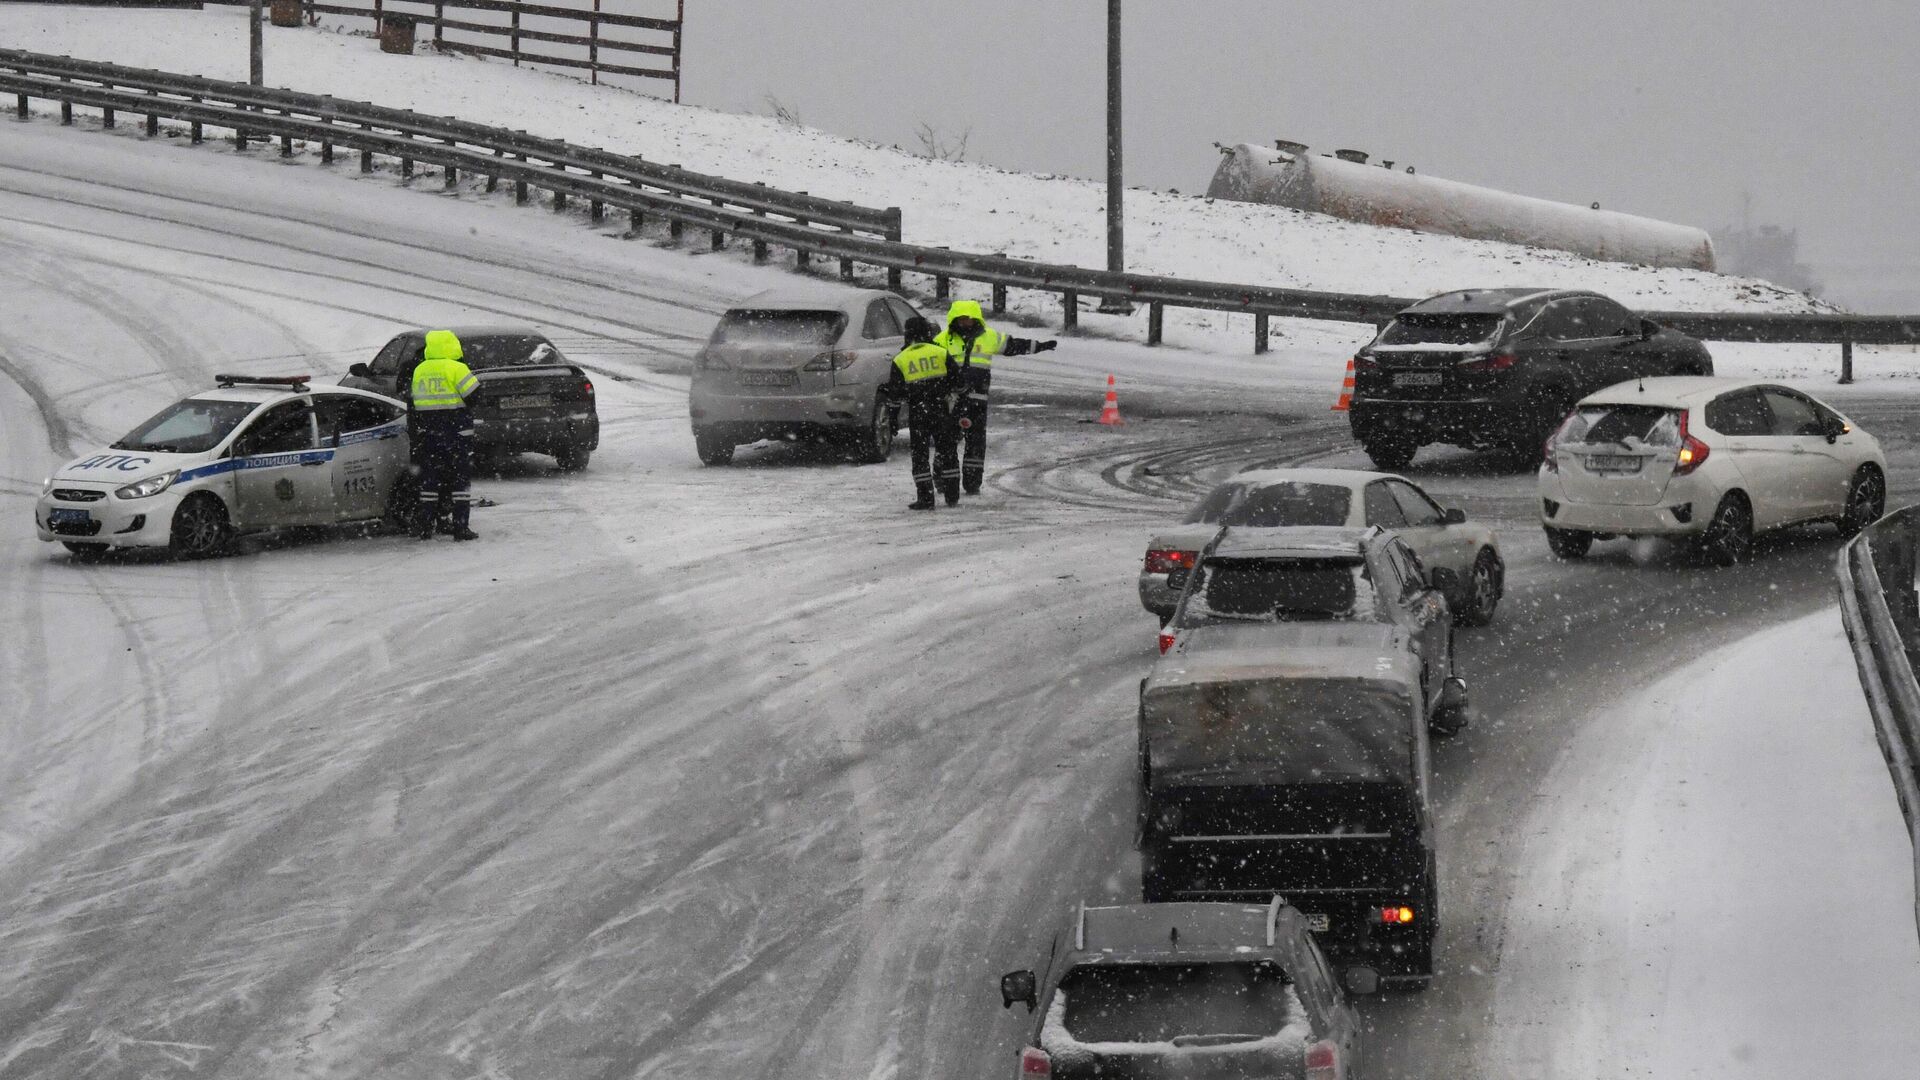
[1392,372,1443,387]
[1304,913,1330,932]
[738,371,798,387]
[1585,453,1643,473]
[500,394,551,410]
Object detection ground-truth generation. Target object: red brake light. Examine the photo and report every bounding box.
[1305,1038,1339,1080]
[1674,410,1710,476]
[583,379,594,396]
[1020,1047,1052,1077]
[1380,905,1415,924]
[1158,631,1176,655]
[1458,353,1516,373]
[1144,549,1197,575]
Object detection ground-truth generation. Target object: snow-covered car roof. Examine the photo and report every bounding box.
[1224,466,1394,491]
[1077,902,1280,956]
[1580,375,1768,408]
[1150,622,1417,689]
[1402,286,1584,313]
[733,286,904,313]
[1208,525,1375,560]
[192,383,393,406]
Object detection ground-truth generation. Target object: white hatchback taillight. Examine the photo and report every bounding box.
[1673,409,1710,476]
[1019,1046,1052,1077]
[1305,1038,1340,1080]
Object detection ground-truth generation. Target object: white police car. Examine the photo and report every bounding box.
[35,375,413,558]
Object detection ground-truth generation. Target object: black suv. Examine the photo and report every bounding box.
[349,325,599,471]
[1348,288,1712,468]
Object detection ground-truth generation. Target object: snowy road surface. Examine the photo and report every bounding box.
[1,119,1918,1078]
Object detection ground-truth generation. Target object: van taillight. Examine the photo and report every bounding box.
[1380,905,1415,924]
[1673,410,1710,476]
[1158,631,1175,655]
[1305,1038,1339,1080]
[1144,549,1196,574]
[1019,1047,1052,1077]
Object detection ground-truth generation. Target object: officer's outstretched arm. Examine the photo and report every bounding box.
[1001,337,1059,357]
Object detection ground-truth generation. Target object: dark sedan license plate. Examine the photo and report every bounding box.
[1585,454,1643,474]
[1304,913,1330,932]
[1393,372,1443,387]
[48,508,92,526]
[499,394,552,410]
[738,370,798,388]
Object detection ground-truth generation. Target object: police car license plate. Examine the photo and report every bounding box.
[1304,913,1330,932]
[1393,372,1443,387]
[500,394,551,410]
[738,370,798,387]
[48,508,91,526]
[1585,453,1643,474]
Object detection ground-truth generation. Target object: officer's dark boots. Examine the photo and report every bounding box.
[942,479,960,506]
[908,488,937,510]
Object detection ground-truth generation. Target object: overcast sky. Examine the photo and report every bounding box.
[671,1,1918,310]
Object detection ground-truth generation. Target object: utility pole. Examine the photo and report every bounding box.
[1099,0,1133,315]
[249,0,264,86]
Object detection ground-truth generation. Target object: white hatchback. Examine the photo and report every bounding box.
[1538,377,1886,565]
[35,376,412,559]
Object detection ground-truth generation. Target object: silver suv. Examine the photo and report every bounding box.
[688,287,925,466]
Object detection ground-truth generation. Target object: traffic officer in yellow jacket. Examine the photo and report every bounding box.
[933,299,1056,495]
[409,329,481,541]
[884,316,961,509]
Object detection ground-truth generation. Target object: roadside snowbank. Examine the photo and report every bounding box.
[1488,609,1920,1077]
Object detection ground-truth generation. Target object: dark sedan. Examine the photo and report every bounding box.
[1347,288,1712,469]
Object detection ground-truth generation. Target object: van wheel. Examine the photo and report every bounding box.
[1839,465,1885,538]
[1700,493,1753,566]
[554,444,591,472]
[1544,526,1592,559]
[694,430,735,466]
[169,494,231,559]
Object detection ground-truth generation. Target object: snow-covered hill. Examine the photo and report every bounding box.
[7,5,1900,385]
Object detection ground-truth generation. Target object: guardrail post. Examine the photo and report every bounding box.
[515,178,528,204]
[554,189,567,211]
[281,134,294,157]
[445,164,458,190]
[434,1,445,47]
[511,9,521,65]
[146,113,158,137]
[60,100,71,126]
[234,126,248,150]
[1254,313,1270,355]
[629,207,643,234]
[191,118,203,143]
[401,157,413,179]
[361,148,374,173]
[14,94,25,120]
[487,149,500,192]
[590,3,601,85]
[839,256,854,281]
[1063,290,1079,331]
[101,106,114,129]
[992,261,1008,314]
[589,172,603,221]
[715,229,729,252]
[887,265,903,292]
[753,239,769,263]
[796,248,810,270]
[885,207,903,243]
[1841,340,1855,385]
[669,217,683,244]
[1148,302,1164,345]
[935,272,950,300]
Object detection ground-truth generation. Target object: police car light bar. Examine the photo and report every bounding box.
[214,374,311,391]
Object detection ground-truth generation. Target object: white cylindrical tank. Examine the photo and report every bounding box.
[1207,143,1715,272]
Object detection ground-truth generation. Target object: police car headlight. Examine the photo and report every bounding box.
[40,477,53,496]
[115,470,179,500]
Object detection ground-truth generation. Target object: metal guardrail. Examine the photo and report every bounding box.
[7,49,1920,363]
[1836,505,1920,941]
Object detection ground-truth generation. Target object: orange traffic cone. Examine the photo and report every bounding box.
[1331,357,1356,412]
[1098,374,1124,425]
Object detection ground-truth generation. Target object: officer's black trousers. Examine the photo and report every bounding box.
[413,409,474,535]
[957,367,991,494]
[907,396,960,504]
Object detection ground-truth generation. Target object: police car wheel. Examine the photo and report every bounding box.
[169,494,231,560]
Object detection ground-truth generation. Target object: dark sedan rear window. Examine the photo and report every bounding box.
[1183,482,1351,527]
[711,310,847,346]
[1056,963,1295,1044]
[1181,558,1374,624]
[460,336,563,370]
[1377,312,1504,346]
